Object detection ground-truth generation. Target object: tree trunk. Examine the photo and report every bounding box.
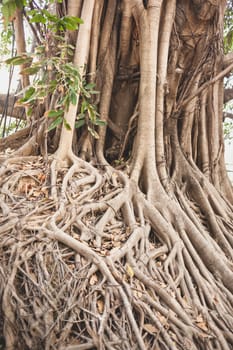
[1,1,233,349]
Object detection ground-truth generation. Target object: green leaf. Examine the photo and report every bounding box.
[30,13,46,24]
[18,86,36,103]
[5,55,32,65]
[35,45,46,54]
[63,63,79,75]
[70,90,77,105]
[48,116,63,131]
[60,16,83,31]
[20,66,41,75]
[75,118,85,128]
[60,18,76,31]
[63,118,72,130]
[26,106,33,117]
[85,83,95,90]
[15,0,24,8]
[47,109,64,118]
[87,105,96,122]
[88,126,99,139]
[42,10,58,23]
[1,1,17,27]
[93,119,106,126]
[81,100,88,114]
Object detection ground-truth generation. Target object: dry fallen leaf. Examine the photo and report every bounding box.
[17,177,37,194]
[144,323,158,334]
[90,274,98,286]
[157,313,168,327]
[113,241,121,248]
[196,314,204,323]
[37,173,46,182]
[196,322,208,332]
[32,190,41,197]
[97,299,104,314]
[195,314,208,332]
[126,264,134,278]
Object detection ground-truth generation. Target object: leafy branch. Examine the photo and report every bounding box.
[3,4,105,138]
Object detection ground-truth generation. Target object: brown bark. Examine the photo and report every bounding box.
[0,94,25,120]
[1,1,233,350]
[224,88,233,103]
[223,111,233,120]
[13,8,30,89]
[224,52,233,68]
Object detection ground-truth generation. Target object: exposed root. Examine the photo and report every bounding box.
[1,157,233,350]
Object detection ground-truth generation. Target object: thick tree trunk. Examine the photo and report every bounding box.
[1,1,233,349]
[13,8,30,89]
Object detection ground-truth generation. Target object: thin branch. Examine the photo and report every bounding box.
[223,112,233,120]
[224,88,233,104]
[179,61,233,110]
[223,52,233,69]
[0,94,25,120]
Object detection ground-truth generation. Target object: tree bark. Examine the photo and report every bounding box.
[1,1,233,350]
[0,94,25,120]
[224,88,233,103]
[13,8,30,89]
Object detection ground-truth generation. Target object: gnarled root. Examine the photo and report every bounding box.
[0,157,233,350]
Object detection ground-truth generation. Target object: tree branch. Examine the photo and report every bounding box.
[0,125,30,151]
[0,94,25,120]
[223,111,233,120]
[223,52,233,69]
[180,61,233,109]
[224,88,233,104]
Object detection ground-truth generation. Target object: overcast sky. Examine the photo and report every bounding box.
[0,65,19,93]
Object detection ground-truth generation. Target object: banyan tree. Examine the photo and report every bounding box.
[1,0,233,349]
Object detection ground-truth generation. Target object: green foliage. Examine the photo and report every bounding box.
[27,9,83,33]
[1,0,25,27]
[0,25,13,58]
[76,92,106,139]
[224,98,233,141]
[0,0,65,29]
[47,115,63,131]
[224,1,233,53]
[223,120,233,141]
[0,118,26,137]
[2,1,104,139]
[223,1,233,142]
[5,55,32,65]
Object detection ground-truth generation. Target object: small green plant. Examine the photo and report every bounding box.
[224,1,233,53]
[0,25,14,59]
[114,158,125,166]
[1,0,25,27]
[4,5,105,138]
[223,120,233,142]
[0,118,26,137]
[76,86,106,139]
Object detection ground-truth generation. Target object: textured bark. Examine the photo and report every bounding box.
[1,1,233,350]
[224,88,233,103]
[223,111,233,119]
[0,94,25,120]
[13,8,30,89]
[224,51,233,68]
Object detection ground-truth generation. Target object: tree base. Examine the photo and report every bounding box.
[1,155,233,350]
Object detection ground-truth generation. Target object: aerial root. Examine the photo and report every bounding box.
[0,157,233,349]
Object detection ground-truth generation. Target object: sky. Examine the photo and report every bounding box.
[0,65,19,93]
